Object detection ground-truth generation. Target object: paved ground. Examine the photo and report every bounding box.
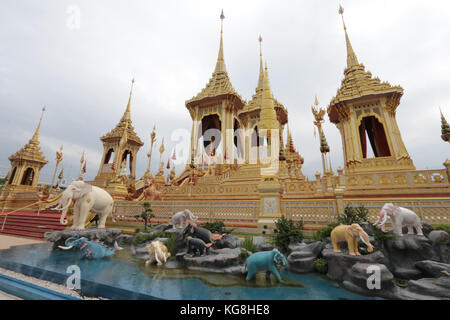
[0,234,44,250]
[0,290,21,300]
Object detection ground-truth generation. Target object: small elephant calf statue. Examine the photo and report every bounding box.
[331,224,374,256]
[59,234,122,259]
[145,241,171,266]
[186,236,209,256]
[245,249,288,282]
[374,203,423,236]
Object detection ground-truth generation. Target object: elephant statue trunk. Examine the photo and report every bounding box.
[54,187,78,225]
[374,208,388,232]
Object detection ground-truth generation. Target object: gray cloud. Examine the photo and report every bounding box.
[0,0,449,185]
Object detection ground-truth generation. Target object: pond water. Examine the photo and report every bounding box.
[0,243,380,300]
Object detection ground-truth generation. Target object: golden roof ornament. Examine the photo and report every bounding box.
[258,62,279,131]
[9,107,48,165]
[441,108,450,142]
[101,78,143,146]
[328,5,404,122]
[338,5,359,68]
[185,10,245,109]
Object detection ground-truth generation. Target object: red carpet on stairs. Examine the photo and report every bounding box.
[0,210,65,239]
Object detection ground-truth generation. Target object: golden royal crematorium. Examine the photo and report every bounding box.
[1,9,449,237]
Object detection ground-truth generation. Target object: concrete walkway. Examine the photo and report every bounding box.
[0,234,44,250]
[0,290,21,300]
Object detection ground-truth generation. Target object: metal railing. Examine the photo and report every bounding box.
[114,200,260,223]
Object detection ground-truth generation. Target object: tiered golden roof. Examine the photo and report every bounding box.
[9,107,48,165]
[328,6,403,123]
[186,11,245,110]
[239,36,288,125]
[101,79,144,146]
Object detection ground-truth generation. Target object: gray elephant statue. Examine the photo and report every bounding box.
[186,236,209,256]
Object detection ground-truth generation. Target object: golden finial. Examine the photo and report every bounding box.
[32,106,46,142]
[256,35,264,91]
[338,5,359,68]
[314,95,319,106]
[126,78,135,113]
[215,10,226,73]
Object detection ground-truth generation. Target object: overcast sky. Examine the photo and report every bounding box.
[0,0,449,184]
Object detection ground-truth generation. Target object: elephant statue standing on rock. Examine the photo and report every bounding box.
[245,249,288,282]
[374,203,423,236]
[58,234,122,259]
[53,180,115,230]
[170,209,198,228]
[331,224,374,256]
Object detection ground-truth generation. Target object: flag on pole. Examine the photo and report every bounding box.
[171,147,177,160]
[80,150,85,164]
[159,137,165,155]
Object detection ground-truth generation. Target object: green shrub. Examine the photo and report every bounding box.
[202,221,234,234]
[314,258,328,274]
[165,233,177,256]
[241,236,257,253]
[133,233,148,245]
[313,222,340,241]
[373,225,395,242]
[393,278,408,288]
[433,223,450,234]
[133,230,167,245]
[337,205,369,225]
[134,228,141,234]
[238,248,250,263]
[273,217,303,252]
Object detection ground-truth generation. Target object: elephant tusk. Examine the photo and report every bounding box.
[113,241,123,251]
[359,235,369,247]
[58,245,73,250]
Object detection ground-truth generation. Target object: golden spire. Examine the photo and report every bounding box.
[339,5,359,68]
[256,35,264,91]
[259,62,279,130]
[122,78,135,121]
[31,106,46,142]
[214,10,226,73]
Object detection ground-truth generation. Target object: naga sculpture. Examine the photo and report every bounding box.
[170,209,198,228]
[244,249,288,282]
[374,203,423,236]
[58,234,122,259]
[145,241,171,266]
[53,180,115,229]
[330,224,374,256]
[143,180,163,201]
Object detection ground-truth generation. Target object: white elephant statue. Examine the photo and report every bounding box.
[170,209,198,228]
[53,180,114,230]
[374,203,423,236]
[145,241,171,266]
